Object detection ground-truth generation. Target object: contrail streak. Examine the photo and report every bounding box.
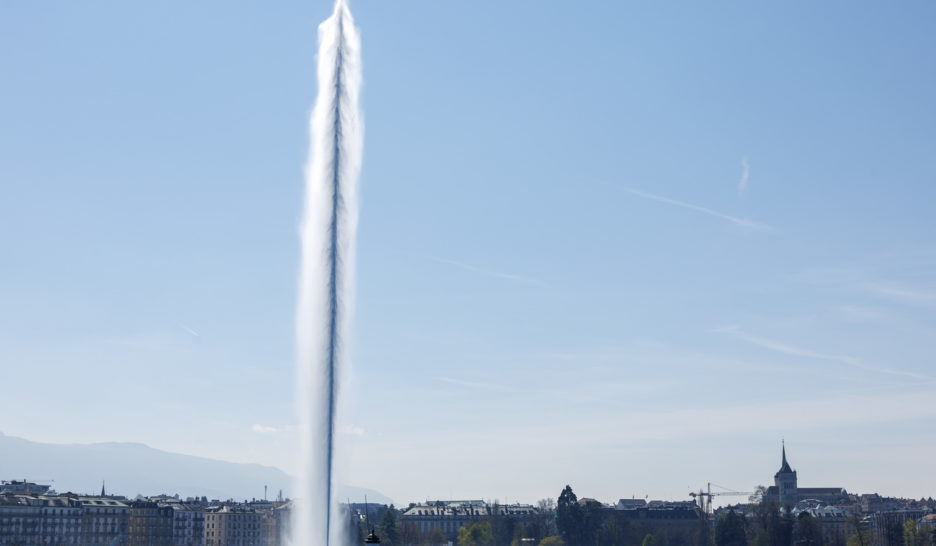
[295,1,362,545]
[621,187,773,231]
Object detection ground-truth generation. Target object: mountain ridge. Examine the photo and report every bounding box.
[0,432,392,505]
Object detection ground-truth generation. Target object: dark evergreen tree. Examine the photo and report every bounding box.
[748,501,778,546]
[378,505,401,546]
[694,517,714,546]
[715,509,747,546]
[490,513,516,546]
[766,510,792,546]
[557,486,585,546]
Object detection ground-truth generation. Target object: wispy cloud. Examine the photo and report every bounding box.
[251,424,281,434]
[620,188,773,231]
[713,325,928,380]
[833,305,892,324]
[432,258,547,287]
[858,282,936,307]
[179,323,201,338]
[795,265,936,308]
[738,158,750,195]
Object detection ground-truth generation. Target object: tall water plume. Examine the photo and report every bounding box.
[294,0,362,545]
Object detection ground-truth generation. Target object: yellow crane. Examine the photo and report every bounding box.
[689,483,754,516]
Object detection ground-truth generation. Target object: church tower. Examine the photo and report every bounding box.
[774,442,798,509]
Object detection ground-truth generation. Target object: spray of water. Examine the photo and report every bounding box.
[294,0,362,544]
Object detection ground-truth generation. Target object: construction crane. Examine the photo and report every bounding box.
[689,483,754,516]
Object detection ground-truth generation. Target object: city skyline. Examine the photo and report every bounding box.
[0,433,924,508]
[3,475,932,546]
[2,0,935,509]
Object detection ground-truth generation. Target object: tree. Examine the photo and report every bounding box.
[751,531,769,546]
[593,512,627,546]
[539,537,565,546]
[748,502,777,546]
[795,512,824,546]
[425,527,446,546]
[491,514,517,546]
[903,519,927,546]
[557,486,584,546]
[527,502,556,543]
[883,520,903,546]
[580,499,606,546]
[750,486,769,505]
[766,509,793,546]
[845,515,871,546]
[695,516,714,546]
[459,521,493,546]
[642,534,657,546]
[846,534,871,546]
[378,505,402,546]
[716,510,747,546]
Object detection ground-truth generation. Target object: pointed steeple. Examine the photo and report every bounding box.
[101,481,106,497]
[778,440,793,473]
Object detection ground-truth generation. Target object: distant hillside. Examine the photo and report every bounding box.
[0,432,392,505]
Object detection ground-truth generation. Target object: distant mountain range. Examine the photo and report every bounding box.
[0,432,392,505]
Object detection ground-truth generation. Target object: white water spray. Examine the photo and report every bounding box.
[294,1,362,545]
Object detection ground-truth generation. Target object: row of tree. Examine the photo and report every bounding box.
[554,485,936,546]
[345,490,936,546]
[714,500,936,546]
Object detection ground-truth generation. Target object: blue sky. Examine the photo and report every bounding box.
[2,0,935,504]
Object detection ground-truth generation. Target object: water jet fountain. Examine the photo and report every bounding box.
[294,0,363,544]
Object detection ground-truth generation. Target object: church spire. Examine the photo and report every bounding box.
[101,481,106,497]
[778,440,793,473]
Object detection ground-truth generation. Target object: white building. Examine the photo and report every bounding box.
[401,501,538,542]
